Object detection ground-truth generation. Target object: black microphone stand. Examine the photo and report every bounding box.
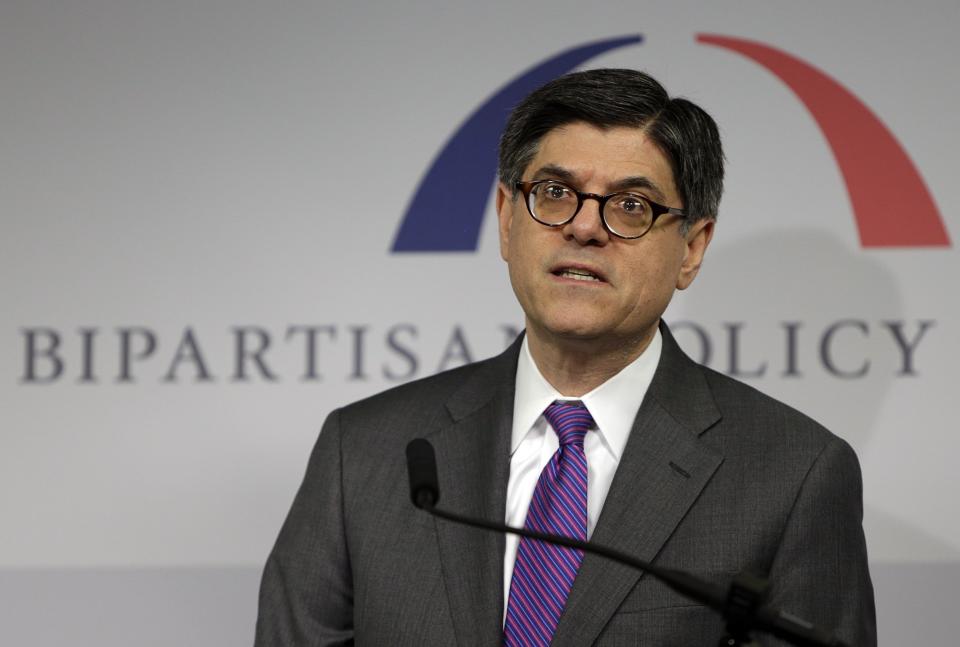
[416,495,846,647]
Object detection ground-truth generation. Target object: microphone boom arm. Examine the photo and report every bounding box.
[406,437,848,647]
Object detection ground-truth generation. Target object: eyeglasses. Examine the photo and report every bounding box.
[515,180,686,240]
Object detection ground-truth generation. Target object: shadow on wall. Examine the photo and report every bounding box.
[669,227,959,561]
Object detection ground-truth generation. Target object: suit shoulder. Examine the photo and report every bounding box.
[698,363,845,455]
[320,350,515,502]
[333,350,511,444]
[688,364,865,523]
[343,355,488,412]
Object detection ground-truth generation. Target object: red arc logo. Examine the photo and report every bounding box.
[699,34,949,247]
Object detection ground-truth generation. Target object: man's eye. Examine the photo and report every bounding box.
[617,195,648,214]
[542,183,570,199]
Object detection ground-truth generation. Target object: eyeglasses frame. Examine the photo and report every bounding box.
[514,179,687,240]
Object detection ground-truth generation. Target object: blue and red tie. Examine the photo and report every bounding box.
[503,400,593,647]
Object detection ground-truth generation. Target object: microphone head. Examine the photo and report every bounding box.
[406,438,439,509]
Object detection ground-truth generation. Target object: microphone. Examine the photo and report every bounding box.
[404,438,849,647]
[406,437,440,509]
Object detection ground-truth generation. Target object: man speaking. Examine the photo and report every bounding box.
[255,69,876,646]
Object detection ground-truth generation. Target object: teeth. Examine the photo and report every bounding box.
[558,269,600,282]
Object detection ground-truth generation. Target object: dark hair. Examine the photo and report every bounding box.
[498,68,724,225]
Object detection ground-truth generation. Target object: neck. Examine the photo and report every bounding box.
[525,322,658,397]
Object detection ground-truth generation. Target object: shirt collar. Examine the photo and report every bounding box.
[511,328,663,460]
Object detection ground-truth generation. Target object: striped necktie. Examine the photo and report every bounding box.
[503,400,593,647]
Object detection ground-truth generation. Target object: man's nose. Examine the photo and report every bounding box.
[563,196,610,245]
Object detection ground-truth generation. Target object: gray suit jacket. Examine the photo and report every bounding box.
[255,323,876,646]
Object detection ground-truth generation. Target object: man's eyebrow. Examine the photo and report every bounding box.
[530,164,576,182]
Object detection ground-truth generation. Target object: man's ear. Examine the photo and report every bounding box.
[676,218,715,290]
[496,182,514,262]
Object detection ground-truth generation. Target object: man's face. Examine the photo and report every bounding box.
[497,121,714,353]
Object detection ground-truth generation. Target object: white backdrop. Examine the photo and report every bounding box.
[2,1,958,644]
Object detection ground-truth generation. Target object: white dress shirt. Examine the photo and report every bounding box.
[502,328,662,615]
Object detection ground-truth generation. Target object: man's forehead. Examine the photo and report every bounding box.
[523,122,677,201]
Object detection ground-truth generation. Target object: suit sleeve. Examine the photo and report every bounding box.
[255,409,354,647]
[762,436,876,647]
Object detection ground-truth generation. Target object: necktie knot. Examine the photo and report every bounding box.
[543,400,593,448]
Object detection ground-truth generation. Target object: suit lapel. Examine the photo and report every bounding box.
[426,338,520,647]
[553,323,724,646]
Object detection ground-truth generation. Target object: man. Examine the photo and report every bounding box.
[255,69,876,646]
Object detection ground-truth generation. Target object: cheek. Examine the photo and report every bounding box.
[624,254,682,310]
[507,225,546,286]
[507,246,536,302]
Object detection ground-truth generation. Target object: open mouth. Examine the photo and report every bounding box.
[552,267,604,283]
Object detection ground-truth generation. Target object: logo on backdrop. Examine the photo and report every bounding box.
[17,321,935,384]
[390,34,950,252]
[17,35,946,386]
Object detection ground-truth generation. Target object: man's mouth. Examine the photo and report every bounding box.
[553,267,604,283]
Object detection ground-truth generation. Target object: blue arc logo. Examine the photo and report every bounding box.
[390,35,643,253]
[391,34,949,253]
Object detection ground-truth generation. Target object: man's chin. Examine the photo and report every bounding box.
[530,318,610,343]
[526,315,659,354]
